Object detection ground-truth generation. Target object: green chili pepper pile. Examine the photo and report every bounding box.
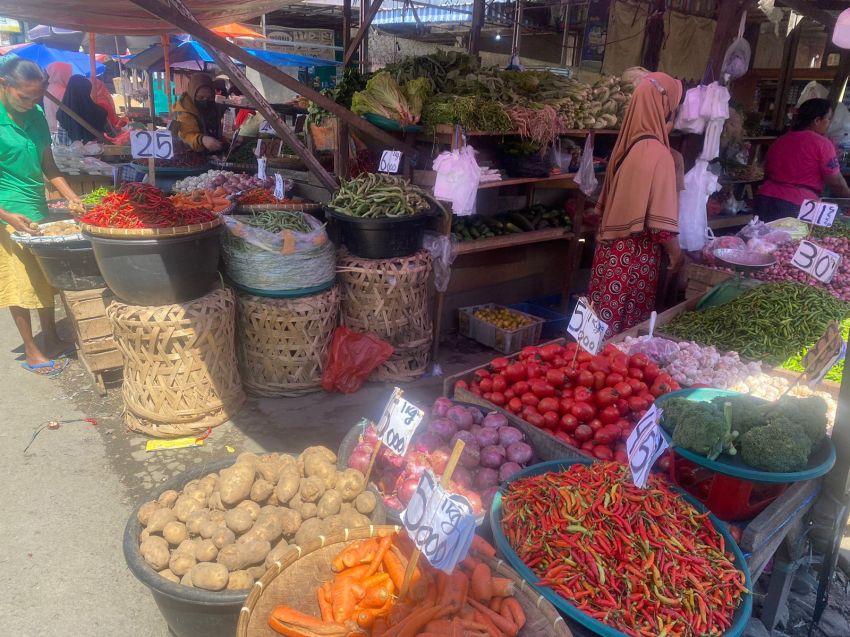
[244,210,311,234]
[328,173,430,218]
[502,463,747,637]
[781,316,850,383]
[663,283,850,365]
[81,187,112,205]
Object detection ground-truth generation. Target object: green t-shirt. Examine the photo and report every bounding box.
[0,102,52,223]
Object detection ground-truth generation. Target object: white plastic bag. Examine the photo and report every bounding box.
[422,231,457,292]
[722,14,751,81]
[674,85,707,134]
[678,159,719,251]
[432,145,481,216]
[573,135,597,196]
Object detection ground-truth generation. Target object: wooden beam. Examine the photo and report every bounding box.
[43,92,106,143]
[336,0,352,179]
[126,0,417,158]
[344,0,383,66]
[469,0,485,57]
[776,0,836,28]
[161,34,173,116]
[773,22,803,129]
[828,52,850,107]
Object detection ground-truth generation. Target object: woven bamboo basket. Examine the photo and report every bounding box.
[236,526,572,637]
[236,287,341,397]
[81,217,221,239]
[371,342,431,383]
[337,249,433,349]
[107,288,246,437]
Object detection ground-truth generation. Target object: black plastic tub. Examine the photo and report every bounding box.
[29,239,105,291]
[84,226,222,305]
[325,208,435,259]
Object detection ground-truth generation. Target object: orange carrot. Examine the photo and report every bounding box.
[362,573,390,589]
[460,555,482,572]
[317,583,334,623]
[373,617,388,637]
[366,535,394,577]
[470,537,496,559]
[471,610,505,637]
[467,599,517,637]
[331,579,358,623]
[355,609,377,629]
[458,606,475,620]
[360,579,393,609]
[342,539,379,568]
[337,565,370,582]
[459,619,489,632]
[268,605,348,637]
[425,619,454,633]
[386,605,450,637]
[490,578,514,598]
[333,540,364,571]
[470,563,493,603]
[382,549,407,591]
[438,570,469,611]
[452,617,464,637]
[488,597,503,613]
[499,599,525,630]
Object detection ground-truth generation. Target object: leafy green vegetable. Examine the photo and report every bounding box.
[739,422,810,473]
[351,72,430,126]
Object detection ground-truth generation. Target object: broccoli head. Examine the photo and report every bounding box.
[711,395,767,436]
[661,398,712,435]
[769,396,828,448]
[739,421,811,473]
[671,401,737,460]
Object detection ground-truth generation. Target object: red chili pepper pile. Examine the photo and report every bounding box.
[502,463,747,637]
[80,183,216,229]
[237,187,290,206]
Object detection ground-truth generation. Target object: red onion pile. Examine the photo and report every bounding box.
[752,236,850,302]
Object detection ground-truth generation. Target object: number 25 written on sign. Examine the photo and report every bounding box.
[131,130,174,160]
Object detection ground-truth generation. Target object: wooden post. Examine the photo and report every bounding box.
[43,92,107,143]
[88,33,98,95]
[773,21,803,130]
[147,123,157,188]
[559,0,571,67]
[641,0,666,72]
[469,0,485,57]
[346,0,382,67]
[828,52,850,109]
[161,34,173,116]
[336,0,353,179]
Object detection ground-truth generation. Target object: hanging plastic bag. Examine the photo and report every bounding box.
[573,135,597,196]
[722,13,751,81]
[674,85,708,134]
[678,160,719,251]
[422,231,456,293]
[321,327,394,394]
[432,145,481,216]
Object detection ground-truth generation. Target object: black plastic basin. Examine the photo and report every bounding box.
[326,208,435,259]
[84,227,222,306]
[29,239,105,291]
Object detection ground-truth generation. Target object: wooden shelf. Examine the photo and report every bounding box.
[455,228,574,255]
[424,125,620,143]
[708,214,754,230]
[478,173,577,189]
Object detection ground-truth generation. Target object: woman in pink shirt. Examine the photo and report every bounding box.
[755,98,850,221]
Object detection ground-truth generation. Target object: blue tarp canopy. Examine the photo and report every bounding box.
[6,43,105,77]
[126,39,337,72]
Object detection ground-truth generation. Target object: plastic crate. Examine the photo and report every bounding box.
[509,302,570,340]
[458,304,544,354]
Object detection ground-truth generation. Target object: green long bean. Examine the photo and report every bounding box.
[328,173,430,218]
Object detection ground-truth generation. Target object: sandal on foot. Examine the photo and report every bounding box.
[20,358,70,378]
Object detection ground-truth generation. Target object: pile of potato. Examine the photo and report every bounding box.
[137,447,377,592]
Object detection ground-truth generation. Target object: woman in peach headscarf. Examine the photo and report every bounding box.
[91,78,127,131]
[587,72,684,337]
[43,61,72,134]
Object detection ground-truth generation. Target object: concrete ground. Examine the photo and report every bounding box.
[1,308,848,636]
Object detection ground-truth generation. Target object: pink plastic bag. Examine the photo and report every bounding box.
[321,327,394,394]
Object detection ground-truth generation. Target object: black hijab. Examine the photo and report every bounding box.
[58,75,107,142]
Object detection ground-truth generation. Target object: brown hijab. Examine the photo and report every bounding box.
[597,72,683,240]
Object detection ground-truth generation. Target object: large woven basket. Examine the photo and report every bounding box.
[237,526,572,637]
[337,249,432,349]
[107,288,246,437]
[236,287,341,397]
[371,342,431,383]
[81,217,221,239]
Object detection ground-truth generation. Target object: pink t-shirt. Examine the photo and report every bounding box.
[758,130,840,206]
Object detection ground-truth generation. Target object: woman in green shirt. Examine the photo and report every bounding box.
[0,58,82,376]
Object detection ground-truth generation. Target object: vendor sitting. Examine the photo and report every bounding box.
[173,73,223,153]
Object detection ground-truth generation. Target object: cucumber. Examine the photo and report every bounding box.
[505,222,523,233]
[507,213,533,231]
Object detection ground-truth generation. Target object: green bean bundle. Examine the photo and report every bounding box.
[328,173,430,218]
[663,282,850,365]
[243,210,312,233]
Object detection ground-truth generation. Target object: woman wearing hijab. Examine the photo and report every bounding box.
[91,77,127,130]
[43,62,72,135]
[174,73,223,152]
[588,72,684,337]
[57,75,108,143]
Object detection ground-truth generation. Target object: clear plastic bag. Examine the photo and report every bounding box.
[573,135,597,196]
[625,337,680,366]
[422,231,456,293]
[221,212,328,255]
[701,228,745,264]
[722,14,751,81]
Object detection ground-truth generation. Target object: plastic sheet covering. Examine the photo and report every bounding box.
[422,231,455,293]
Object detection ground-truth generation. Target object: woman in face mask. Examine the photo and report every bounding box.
[173,73,223,152]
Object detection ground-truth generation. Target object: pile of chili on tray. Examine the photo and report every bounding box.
[80,183,217,229]
[237,187,290,206]
[501,462,747,637]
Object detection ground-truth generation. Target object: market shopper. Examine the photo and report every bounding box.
[0,58,81,376]
[174,73,224,152]
[588,72,684,337]
[91,77,127,131]
[57,75,109,143]
[755,98,850,221]
[43,61,72,135]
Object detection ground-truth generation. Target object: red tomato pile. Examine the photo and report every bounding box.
[454,342,681,462]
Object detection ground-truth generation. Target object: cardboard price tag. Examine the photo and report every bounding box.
[803,321,847,385]
[376,388,424,456]
[401,470,476,573]
[131,130,174,160]
[379,150,402,173]
[798,199,839,228]
[791,240,841,283]
[626,405,667,488]
[567,297,608,355]
[274,174,285,200]
[257,157,267,181]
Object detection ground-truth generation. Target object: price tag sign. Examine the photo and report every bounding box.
[274,174,285,200]
[567,297,608,355]
[401,470,476,573]
[255,138,263,157]
[791,239,842,283]
[798,199,839,228]
[259,119,276,135]
[257,157,267,181]
[375,387,424,456]
[626,405,667,489]
[131,130,174,160]
[803,321,847,385]
[379,150,402,174]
